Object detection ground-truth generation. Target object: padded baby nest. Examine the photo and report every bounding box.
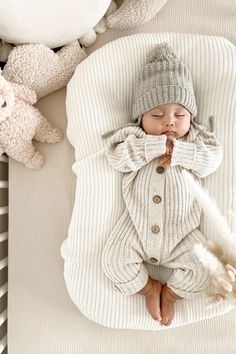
[61,32,236,330]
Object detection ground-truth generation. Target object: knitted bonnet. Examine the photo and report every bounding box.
[131,42,197,123]
[102,42,197,139]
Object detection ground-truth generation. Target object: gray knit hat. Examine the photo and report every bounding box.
[131,42,197,123]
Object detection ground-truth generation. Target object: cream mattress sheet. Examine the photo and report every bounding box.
[9,0,236,353]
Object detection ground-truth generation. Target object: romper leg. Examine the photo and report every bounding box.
[163,229,211,299]
[102,210,149,295]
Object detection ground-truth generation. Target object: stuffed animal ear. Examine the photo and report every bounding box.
[106,0,168,29]
[2,41,87,99]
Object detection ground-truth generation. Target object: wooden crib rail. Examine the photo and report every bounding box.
[0,157,8,354]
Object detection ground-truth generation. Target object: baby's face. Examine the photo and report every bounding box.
[141,103,191,139]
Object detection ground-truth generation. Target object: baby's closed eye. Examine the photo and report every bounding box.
[151,114,163,118]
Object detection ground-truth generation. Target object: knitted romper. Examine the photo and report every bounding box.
[102,122,223,298]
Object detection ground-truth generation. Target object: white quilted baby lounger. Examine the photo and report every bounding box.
[61,32,236,330]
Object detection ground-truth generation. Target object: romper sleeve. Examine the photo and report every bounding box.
[170,121,223,178]
[105,125,167,172]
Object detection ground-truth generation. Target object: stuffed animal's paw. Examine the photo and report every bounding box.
[25,151,44,169]
[79,29,97,47]
[106,0,168,29]
[94,17,107,34]
[34,124,63,144]
[44,127,63,144]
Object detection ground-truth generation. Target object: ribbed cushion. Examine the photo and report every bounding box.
[61,33,236,329]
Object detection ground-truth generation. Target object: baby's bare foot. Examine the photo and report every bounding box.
[160,285,182,326]
[144,279,163,322]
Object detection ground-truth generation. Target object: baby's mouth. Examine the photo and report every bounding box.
[162,131,176,136]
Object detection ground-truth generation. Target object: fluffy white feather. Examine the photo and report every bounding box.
[182,170,236,305]
[182,170,236,258]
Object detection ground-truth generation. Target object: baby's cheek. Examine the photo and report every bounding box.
[178,124,190,138]
[184,125,190,133]
[183,120,191,131]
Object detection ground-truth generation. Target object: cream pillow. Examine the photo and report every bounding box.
[61,33,236,329]
[0,0,111,47]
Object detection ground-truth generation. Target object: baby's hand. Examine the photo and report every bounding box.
[166,139,173,155]
[160,139,173,166]
[159,154,171,166]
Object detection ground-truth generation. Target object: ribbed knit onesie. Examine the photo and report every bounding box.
[102,121,223,298]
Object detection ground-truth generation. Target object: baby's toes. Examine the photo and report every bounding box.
[151,308,162,322]
[160,297,174,325]
[160,310,168,325]
[146,296,162,322]
[160,315,172,326]
[145,280,163,322]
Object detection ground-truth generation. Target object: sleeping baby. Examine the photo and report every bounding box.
[102,42,223,326]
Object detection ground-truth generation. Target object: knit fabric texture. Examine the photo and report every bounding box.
[102,122,223,296]
[131,42,197,123]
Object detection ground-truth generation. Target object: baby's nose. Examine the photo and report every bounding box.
[165,117,175,126]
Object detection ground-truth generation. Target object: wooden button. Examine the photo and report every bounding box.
[151,225,160,234]
[150,258,158,263]
[153,195,161,204]
[156,166,165,174]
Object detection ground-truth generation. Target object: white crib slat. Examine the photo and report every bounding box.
[0,233,8,243]
[0,181,8,189]
[0,283,7,298]
[0,258,7,271]
[0,310,7,326]
[0,334,7,353]
[0,207,8,216]
[0,151,8,350]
